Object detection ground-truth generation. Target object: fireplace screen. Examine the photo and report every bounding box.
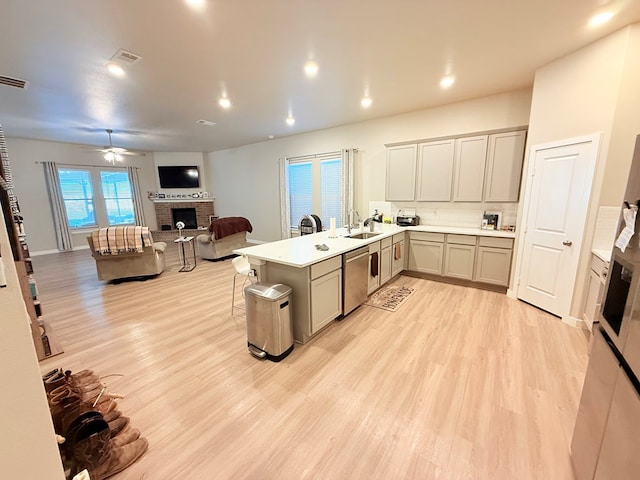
[172,208,197,229]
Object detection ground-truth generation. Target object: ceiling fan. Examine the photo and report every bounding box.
[98,129,143,163]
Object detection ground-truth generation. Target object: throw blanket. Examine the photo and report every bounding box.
[92,226,153,255]
[209,217,253,240]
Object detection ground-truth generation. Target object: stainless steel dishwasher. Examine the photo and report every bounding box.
[342,246,369,316]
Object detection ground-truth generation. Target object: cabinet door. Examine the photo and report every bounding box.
[368,252,380,295]
[453,135,488,202]
[380,246,392,285]
[408,240,443,275]
[474,246,513,286]
[484,131,526,202]
[310,269,343,333]
[583,269,603,330]
[444,243,476,280]
[593,369,640,480]
[386,145,417,201]
[392,240,405,277]
[416,139,454,201]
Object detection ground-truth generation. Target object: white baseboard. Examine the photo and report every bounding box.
[506,288,517,299]
[562,315,586,329]
[247,239,268,245]
[31,249,64,256]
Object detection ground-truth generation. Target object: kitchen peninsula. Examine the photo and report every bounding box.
[235,224,516,344]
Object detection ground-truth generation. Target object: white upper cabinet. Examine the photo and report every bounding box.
[386,144,417,201]
[453,135,488,202]
[416,139,455,201]
[484,131,526,202]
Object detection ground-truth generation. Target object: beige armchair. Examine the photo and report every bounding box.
[87,235,167,282]
[197,216,252,261]
[196,231,247,260]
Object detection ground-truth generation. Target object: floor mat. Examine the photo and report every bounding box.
[364,285,415,312]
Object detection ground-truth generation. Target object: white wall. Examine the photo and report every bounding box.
[517,25,640,317]
[5,138,157,253]
[0,201,65,478]
[207,89,533,242]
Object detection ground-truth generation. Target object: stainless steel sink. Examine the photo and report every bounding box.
[347,232,381,239]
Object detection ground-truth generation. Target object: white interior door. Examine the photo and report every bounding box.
[517,137,598,317]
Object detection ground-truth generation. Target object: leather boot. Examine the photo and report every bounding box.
[72,419,148,480]
[110,427,140,448]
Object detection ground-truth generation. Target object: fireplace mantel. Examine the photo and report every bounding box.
[150,198,214,203]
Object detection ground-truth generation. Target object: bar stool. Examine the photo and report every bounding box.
[231,256,254,315]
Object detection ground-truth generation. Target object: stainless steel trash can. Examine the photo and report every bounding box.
[244,282,293,361]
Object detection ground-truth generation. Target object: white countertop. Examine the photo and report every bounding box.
[592,248,613,263]
[235,224,516,268]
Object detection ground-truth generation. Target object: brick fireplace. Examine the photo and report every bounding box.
[153,200,214,230]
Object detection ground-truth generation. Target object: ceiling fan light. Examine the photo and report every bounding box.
[104,151,116,162]
[115,153,124,162]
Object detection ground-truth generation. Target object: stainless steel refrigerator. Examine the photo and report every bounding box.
[571,134,640,479]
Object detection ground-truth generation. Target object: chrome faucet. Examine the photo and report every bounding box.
[347,209,361,235]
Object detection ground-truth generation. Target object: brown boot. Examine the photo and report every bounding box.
[72,419,148,480]
[110,427,140,448]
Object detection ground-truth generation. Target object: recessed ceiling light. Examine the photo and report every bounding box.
[106,63,125,77]
[219,97,231,109]
[440,75,455,89]
[196,119,216,126]
[361,97,372,108]
[286,116,295,126]
[185,0,206,8]
[268,135,274,139]
[589,11,614,27]
[304,61,319,77]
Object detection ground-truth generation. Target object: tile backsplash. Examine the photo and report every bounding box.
[592,206,620,251]
[379,201,519,230]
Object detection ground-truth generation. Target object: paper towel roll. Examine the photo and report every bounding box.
[329,217,336,237]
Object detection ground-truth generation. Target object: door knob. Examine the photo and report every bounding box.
[562,240,573,246]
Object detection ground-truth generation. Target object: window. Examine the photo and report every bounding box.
[58,169,96,228]
[320,159,342,229]
[288,162,313,228]
[100,171,134,225]
[58,167,135,229]
[286,153,343,231]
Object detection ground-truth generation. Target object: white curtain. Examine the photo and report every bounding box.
[43,162,73,251]
[279,148,355,239]
[127,166,146,226]
[342,148,355,226]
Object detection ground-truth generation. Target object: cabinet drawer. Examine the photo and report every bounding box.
[447,234,476,246]
[590,254,609,279]
[410,231,445,242]
[381,237,392,249]
[310,256,341,280]
[368,240,381,254]
[393,232,406,244]
[478,236,514,249]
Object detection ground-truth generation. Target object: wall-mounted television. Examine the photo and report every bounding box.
[158,165,200,189]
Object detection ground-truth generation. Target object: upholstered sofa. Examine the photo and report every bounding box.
[87,229,167,282]
[197,216,252,260]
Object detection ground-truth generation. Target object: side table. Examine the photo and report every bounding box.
[174,236,196,272]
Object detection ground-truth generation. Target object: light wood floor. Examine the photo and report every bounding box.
[35,247,589,480]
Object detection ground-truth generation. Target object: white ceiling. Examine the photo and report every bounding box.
[1,0,639,153]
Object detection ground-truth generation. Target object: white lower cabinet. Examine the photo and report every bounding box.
[310,268,343,334]
[392,233,405,277]
[582,253,608,331]
[473,237,514,287]
[368,241,381,295]
[408,232,514,288]
[408,232,445,275]
[380,237,392,286]
[444,240,476,280]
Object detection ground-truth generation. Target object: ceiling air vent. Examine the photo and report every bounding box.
[0,75,29,89]
[197,120,216,127]
[110,49,143,65]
